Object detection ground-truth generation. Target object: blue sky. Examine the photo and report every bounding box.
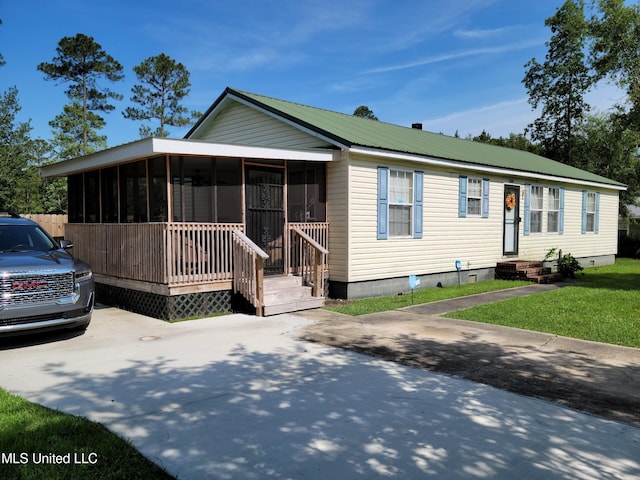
[0,0,625,148]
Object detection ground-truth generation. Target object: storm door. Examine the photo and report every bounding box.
[503,185,520,255]
[245,166,285,274]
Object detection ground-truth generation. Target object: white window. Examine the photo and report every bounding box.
[529,186,543,233]
[389,170,413,237]
[548,187,560,233]
[586,192,597,232]
[467,178,482,216]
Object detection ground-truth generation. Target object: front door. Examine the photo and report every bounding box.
[503,185,520,255]
[245,166,285,275]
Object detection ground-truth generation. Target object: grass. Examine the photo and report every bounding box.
[444,258,640,348]
[0,389,175,480]
[325,279,531,316]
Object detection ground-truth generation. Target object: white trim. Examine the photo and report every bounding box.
[349,146,627,191]
[41,137,337,177]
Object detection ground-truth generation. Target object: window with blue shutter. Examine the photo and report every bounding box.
[559,187,565,234]
[377,167,389,240]
[582,191,599,234]
[413,171,423,239]
[458,176,467,217]
[523,184,531,236]
[482,178,490,218]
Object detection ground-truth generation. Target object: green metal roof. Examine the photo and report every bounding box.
[201,88,626,188]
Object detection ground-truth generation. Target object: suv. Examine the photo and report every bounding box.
[0,214,94,336]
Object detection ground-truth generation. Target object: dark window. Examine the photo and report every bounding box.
[68,174,84,223]
[101,167,118,223]
[287,161,326,222]
[120,160,148,222]
[171,156,241,223]
[84,170,100,223]
[148,157,167,222]
[216,158,242,223]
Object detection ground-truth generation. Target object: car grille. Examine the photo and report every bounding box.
[0,270,75,306]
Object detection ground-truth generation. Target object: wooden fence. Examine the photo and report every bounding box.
[23,214,67,238]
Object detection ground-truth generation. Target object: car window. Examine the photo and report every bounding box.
[0,225,57,252]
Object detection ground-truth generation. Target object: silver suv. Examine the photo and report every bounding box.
[0,214,94,336]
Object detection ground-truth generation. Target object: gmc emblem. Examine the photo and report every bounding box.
[12,280,48,290]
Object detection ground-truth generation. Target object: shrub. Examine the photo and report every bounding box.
[557,253,583,278]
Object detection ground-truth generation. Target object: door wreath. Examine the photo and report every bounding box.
[505,193,516,211]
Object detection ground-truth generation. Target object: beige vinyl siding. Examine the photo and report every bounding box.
[345,153,620,282]
[190,102,333,149]
[326,156,349,281]
[518,186,619,259]
[347,155,504,282]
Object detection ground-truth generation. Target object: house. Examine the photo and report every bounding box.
[41,87,626,319]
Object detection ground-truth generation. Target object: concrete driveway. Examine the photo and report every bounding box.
[1,306,639,479]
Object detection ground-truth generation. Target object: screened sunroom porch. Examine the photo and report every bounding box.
[41,138,333,317]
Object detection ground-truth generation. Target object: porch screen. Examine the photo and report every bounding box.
[287,161,326,222]
[171,157,241,222]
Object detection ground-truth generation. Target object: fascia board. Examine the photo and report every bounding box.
[349,147,627,191]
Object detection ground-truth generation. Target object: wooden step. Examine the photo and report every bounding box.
[261,275,325,316]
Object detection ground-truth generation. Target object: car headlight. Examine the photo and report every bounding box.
[74,270,93,282]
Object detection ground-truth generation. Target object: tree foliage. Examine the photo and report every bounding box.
[123,53,201,138]
[590,0,640,130]
[353,105,378,121]
[572,112,640,214]
[0,87,59,213]
[523,0,593,165]
[37,33,123,154]
[472,130,543,154]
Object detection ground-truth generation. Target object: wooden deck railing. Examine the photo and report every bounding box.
[64,223,243,286]
[64,222,328,294]
[232,230,269,316]
[289,226,329,297]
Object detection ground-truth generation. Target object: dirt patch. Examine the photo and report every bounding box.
[299,311,640,428]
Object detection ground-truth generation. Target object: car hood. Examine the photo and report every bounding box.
[0,249,79,272]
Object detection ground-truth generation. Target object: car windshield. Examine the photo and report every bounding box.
[0,224,57,252]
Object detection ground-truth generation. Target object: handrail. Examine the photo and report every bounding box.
[232,230,269,259]
[290,226,328,297]
[291,227,329,255]
[232,230,268,316]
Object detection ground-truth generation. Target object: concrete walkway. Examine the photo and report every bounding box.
[1,304,639,479]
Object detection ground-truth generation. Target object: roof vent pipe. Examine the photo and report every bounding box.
[411,123,423,130]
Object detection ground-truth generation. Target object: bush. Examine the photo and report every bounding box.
[557,253,583,278]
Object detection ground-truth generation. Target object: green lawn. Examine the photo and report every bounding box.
[444,258,640,348]
[0,389,175,480]
[326,279,531,316]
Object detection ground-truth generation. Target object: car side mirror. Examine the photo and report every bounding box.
[59,239,74,250]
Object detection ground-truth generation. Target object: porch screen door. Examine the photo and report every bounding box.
[245,166,285,274]
[503,185,520,255]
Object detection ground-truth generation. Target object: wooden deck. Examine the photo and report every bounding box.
[65,222,329,299]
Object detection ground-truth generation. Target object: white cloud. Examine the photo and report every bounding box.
[363,39,543,75]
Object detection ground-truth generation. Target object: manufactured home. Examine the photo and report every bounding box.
[41,87,626,319]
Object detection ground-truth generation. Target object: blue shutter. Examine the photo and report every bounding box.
[595,192,600,234]
[581,190,587,234]
[481,178,490,218]
[523,184,531,236]
[458,176,467,217]
[413,171,424,239]
[558,187,565,235]
[377,167,389,240]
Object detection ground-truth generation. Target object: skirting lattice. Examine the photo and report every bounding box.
[96,283,231,321]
